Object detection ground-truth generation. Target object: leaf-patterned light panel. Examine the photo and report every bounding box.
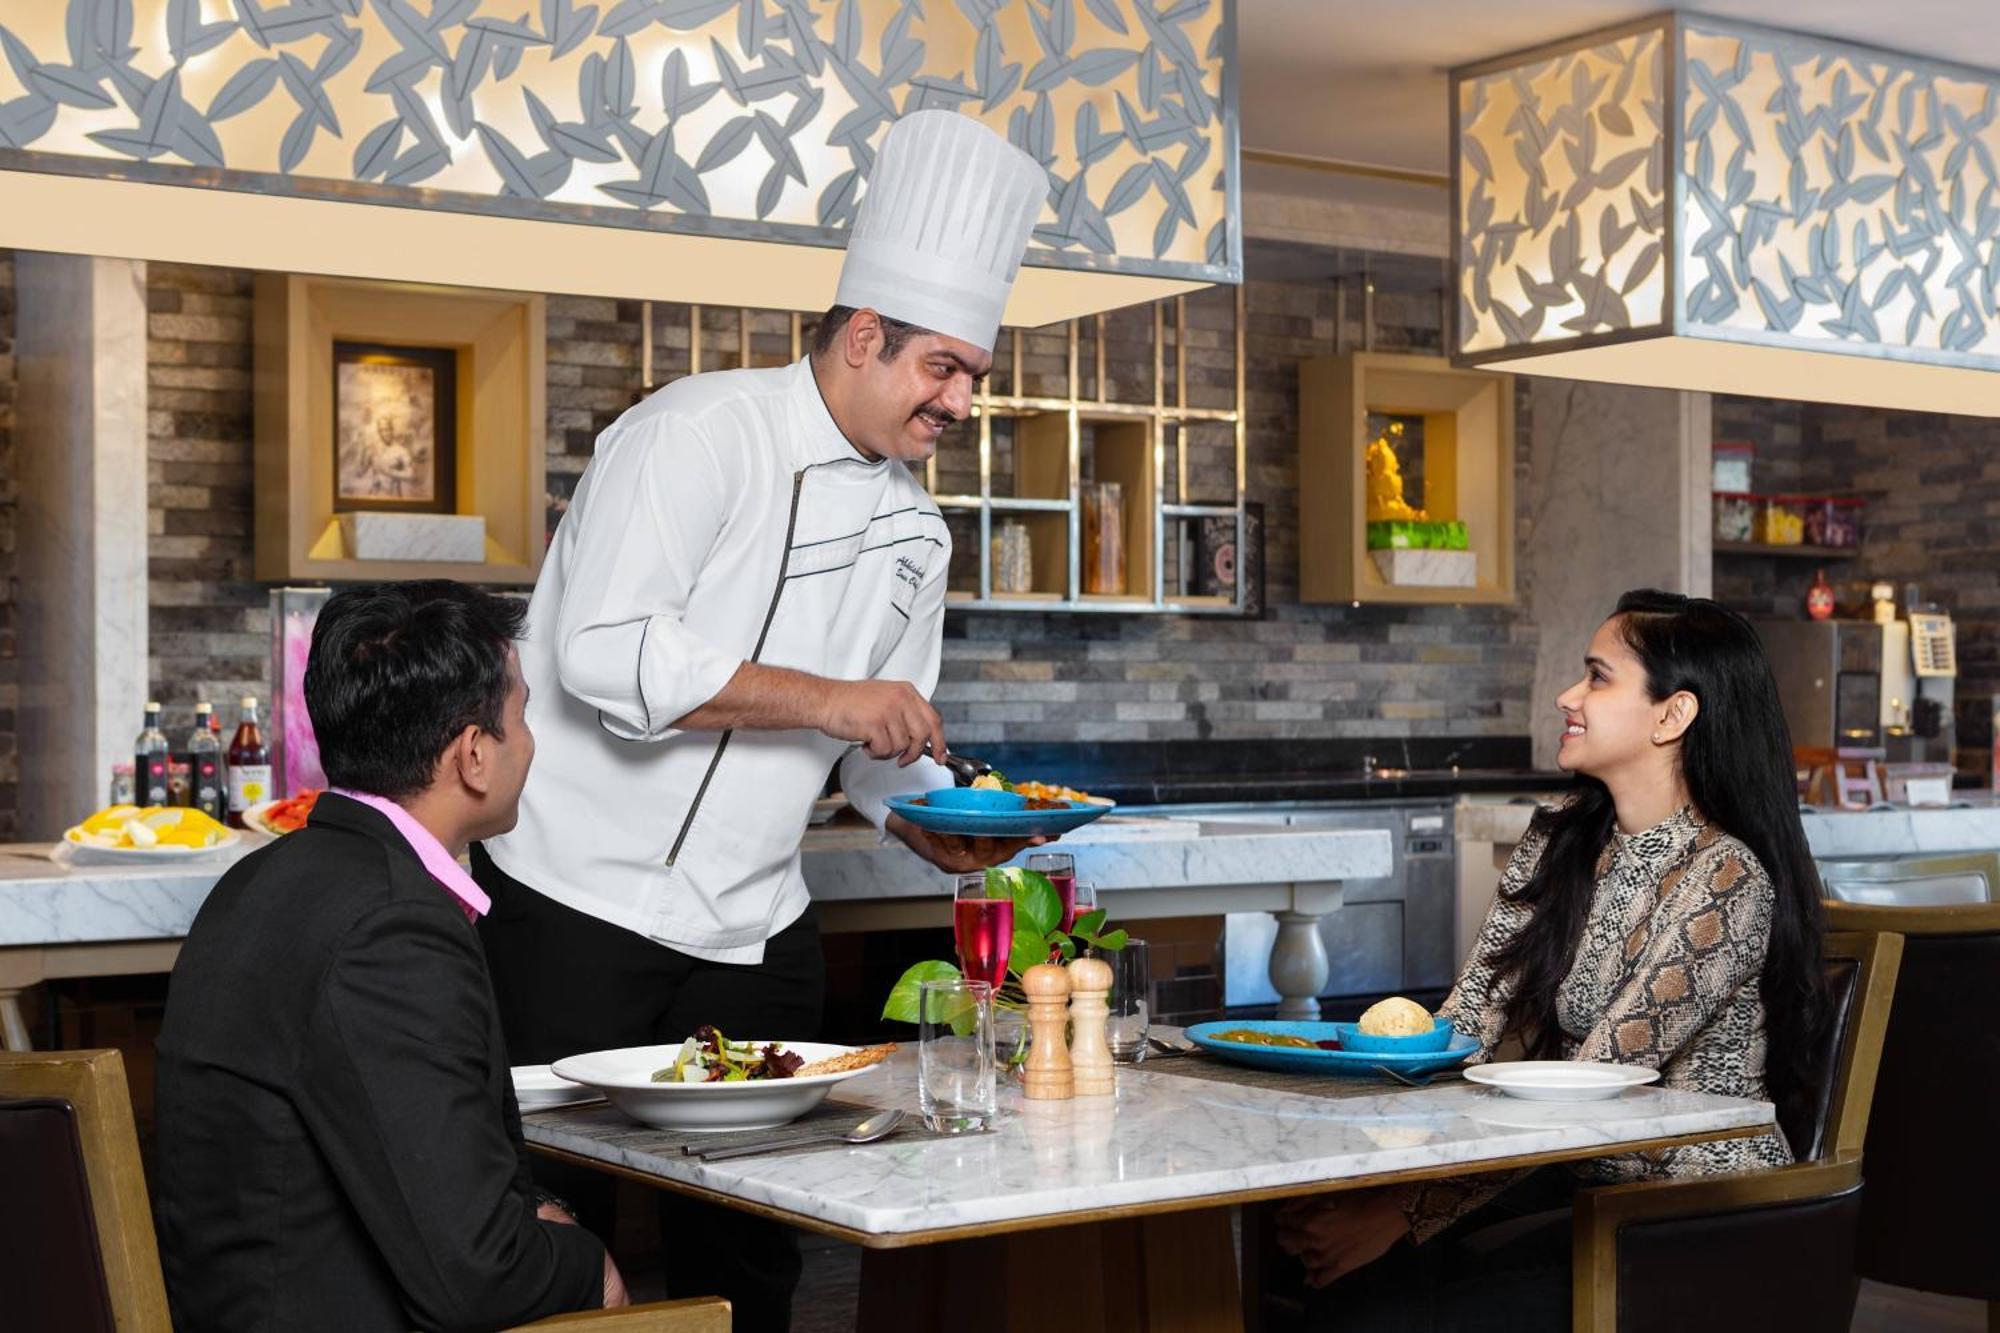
[0,0,1236,281]
[1456,14,2000,371]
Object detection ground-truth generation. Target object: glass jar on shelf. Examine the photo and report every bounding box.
[1712,442,1754,494]
[1759,494,1805,546]
[1714,492,1757,543]
[1825,498,1863,548]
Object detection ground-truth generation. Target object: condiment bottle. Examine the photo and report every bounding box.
[1021,963,1074,1101]
[1066,956,1115,1097]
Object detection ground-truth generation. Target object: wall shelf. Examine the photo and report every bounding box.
[1297,352,1515,606]
[1714,542,1861,560]
[926,290,1249,614]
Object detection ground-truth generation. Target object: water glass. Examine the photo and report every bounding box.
[1070,880,1099,933]
[917,978,997,1134]
[1107,939,1151,1063]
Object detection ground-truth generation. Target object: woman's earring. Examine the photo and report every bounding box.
[1651,732,1663,743]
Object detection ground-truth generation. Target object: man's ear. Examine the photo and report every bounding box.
[843,308,883,369]
[447,724,490,797]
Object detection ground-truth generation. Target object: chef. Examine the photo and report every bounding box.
[472,110,1050,1331]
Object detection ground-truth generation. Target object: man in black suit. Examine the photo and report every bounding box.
[155,581,626,1331]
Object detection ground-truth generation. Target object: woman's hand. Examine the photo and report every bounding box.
[1274,1187,1412,1288]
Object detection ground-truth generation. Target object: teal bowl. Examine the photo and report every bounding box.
[922,787,1028,812]
[1335,1015,1456,1054]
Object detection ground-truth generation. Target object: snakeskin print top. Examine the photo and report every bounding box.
[1401,803,1794,1243]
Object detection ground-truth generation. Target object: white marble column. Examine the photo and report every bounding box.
[1525,380,1711,771]
[15,253,150,840]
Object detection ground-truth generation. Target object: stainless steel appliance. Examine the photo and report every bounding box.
[1755,619,1883,749]
[1196,798,1458,1006]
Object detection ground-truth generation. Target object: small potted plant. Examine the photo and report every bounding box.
[881,866,1128,1069]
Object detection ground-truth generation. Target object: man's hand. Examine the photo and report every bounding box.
[1273,1187,1411,1288]
[536,1201,576,1225]
[602,1252,630,1309]
[887,811,1047,873]
[819,679,947,766]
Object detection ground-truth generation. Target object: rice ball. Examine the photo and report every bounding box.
[1357,996,1433,1037]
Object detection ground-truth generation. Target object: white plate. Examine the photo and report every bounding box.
[1462,1061,1661,1102]
[511,1064,599,1110]
[551,1041,875,1132]
[59,825,242,865]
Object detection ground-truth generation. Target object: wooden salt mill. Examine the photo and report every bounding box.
[1066,956,1115,1097]
[1021,962,1073,1100]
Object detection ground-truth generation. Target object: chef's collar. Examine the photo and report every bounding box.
[793,357,886,468]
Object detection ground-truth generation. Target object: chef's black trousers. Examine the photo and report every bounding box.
[472,844,826,1333]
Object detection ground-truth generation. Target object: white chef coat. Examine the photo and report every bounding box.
[485,357,954,963]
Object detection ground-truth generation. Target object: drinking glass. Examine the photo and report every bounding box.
[918,978,997,1134]
[1028,852,1077,930]
[1070,880,1099,933]
[1107,939,1151,1063]
[953,874,1015,989]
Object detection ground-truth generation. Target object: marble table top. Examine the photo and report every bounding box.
[524,1047,1774,1242]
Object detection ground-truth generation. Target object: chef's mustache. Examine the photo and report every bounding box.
[912,403,958,426]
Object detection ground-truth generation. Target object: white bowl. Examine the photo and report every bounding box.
[550,1042,875,1131]
[1463,1060,1660,1101]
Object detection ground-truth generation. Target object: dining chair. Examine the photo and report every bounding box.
[1824,897,2000,1330]
[1569,929,1903,1333]
[0,1048,730,1332]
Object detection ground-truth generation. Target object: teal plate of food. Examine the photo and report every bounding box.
[884,793,1115,838]
[1184,1020,1478,1076]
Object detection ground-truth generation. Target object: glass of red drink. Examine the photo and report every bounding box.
[953,873,1015,989]
[1027,852,1077,930]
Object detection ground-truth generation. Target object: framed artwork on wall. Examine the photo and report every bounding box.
[332,342,457,513]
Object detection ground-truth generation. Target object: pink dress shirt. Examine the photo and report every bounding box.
[330,789,490,923]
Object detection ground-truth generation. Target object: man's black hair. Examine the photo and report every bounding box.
[304,580,527,800]
[811,305,928,360]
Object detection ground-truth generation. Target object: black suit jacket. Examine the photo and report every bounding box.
[155,794,603,1332]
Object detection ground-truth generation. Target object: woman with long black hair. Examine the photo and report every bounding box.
[1278,590,1829,1331]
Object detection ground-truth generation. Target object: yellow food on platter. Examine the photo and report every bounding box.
[69,804,231,851]
[968,773,1108,805]
[1357,996,1434,1037]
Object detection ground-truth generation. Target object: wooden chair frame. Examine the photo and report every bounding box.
[1570,930,1904,1333]
[0,1048,728,1332]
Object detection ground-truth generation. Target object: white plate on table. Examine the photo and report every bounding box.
[1463,1061,1660,1102]
[58,827,242,865]
[511,1065,601,1111]
[551,1042,878,1132]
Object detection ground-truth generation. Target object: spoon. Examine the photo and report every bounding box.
[1372,1065,1443,1088]
[693,1108,907,1161]
[1147,1035,1197,1058]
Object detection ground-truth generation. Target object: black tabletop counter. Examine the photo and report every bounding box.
[951,736,1573,807]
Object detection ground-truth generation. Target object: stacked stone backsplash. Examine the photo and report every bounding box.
[0,252,17,836]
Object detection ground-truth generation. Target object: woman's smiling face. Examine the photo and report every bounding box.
[1554,615,1662,778]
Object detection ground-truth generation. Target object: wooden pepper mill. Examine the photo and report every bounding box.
[1066,955,1115,1097]
[1021,962,1074,1100]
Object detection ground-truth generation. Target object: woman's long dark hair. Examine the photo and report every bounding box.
[1486,590,1827,1137]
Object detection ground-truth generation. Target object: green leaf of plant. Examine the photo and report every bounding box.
[881,959,961,1024]
[1007,925,1049,980]
[1095,928,1129,951]
[989,866,1062,938]
[1074,908,1107,936]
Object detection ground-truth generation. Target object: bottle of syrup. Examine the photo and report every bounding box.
[189,702,226,822]
[134,702,170,807]
[226,696,272,828]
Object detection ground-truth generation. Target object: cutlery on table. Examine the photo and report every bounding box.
[1372,1065,1445,1088]
[689,1108,907,1161]
[1147,1036,1198,1059]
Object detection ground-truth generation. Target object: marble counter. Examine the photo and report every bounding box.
[525,1047,1774,1239]
[1453,796,2000,861]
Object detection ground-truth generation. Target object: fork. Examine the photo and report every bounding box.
[1372,1065,1439,1088]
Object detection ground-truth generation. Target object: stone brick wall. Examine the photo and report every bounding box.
[0,242,1543,830]
[0,252,17,837]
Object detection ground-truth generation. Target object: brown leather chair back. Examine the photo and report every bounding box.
[0,1050,172,1331]
[1828,901,2000,1300]
[0,1096,117,1333]
[1779,954,1858,1164]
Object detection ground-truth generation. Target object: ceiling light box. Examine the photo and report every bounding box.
[1452,14,2000,415]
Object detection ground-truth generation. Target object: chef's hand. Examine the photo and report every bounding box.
[887,812,1047,873]
[820,680,947,767]
[1273,1187,1411,1288]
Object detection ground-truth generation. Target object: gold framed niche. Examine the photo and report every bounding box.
[1298,352,1515,606]
[253,273,546,584]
